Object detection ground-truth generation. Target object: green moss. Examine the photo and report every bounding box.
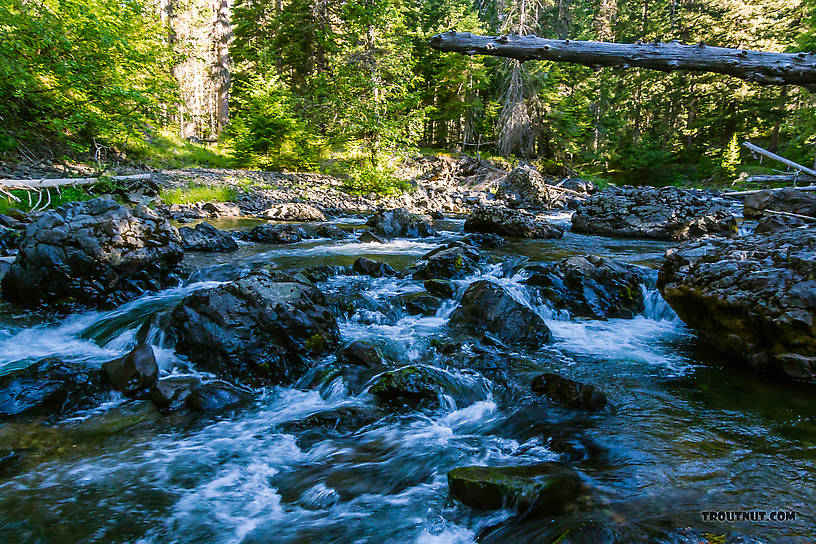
[305,333,328,352]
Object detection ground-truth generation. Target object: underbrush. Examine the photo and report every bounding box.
[158,183,238,205]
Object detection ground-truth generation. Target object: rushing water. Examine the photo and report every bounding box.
[0,215,814,544]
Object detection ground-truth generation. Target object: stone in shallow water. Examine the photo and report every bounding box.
[352,257,397,278]
[447,463,582,516]
[358,230,385,243]
[523,255,649,319]
[659,228,816,382]
[571,186,737,241]
[464,206,564,239]
[449,280,551,347]
[260,202,326,222]
[366,208,435,237]
[531,372,608,411]
[102,343,159,397]
[424,278,455,298]
[168,271,340,385]
[2,198,183,308]
[240,223,313,244]
[0,359,110,418]
[178,222,238,252]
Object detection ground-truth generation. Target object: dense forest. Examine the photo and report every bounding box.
[2,0,816,185]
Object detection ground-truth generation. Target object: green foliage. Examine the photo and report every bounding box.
[225,75,326,170]
[720,133,742,180]
[0,0,177,154]
[158,184,238,205]
[131,129,233,169]
[328,157,412,196]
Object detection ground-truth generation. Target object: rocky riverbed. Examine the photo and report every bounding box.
[0,170,814,543]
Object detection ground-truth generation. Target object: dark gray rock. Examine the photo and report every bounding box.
[560,178,596,194]
[532,373,608,410]
[241,223,312,244]
[2,198,183,308]
[424,278,455,298]
[464,207,564,239]
[353,257,397,278]
[450,280,551,347]
[178,222,238,252]
[416,245,480,280]
[524,255,649,319]
[185,380,253,412]
[148,376,200,410]
[101,343,159,397]
[571,186,738,241]
[358,231,385,243]
[399,292,443,316]
[279,405,383,434]
[659,229,816,382]
[366,209,435,238]
[0,225,21,256]
[447,463,582,516]
[743,188,816,219]
[0,359,109,418]
[495,165,558,209]
[461,232,507,248]
[368,365,457,407]
[337,340,386,368]
[169,271,341,385]
[755,214,807,233]
[313,224,348,239]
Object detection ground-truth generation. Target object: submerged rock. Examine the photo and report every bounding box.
[369,365,460,407]
[169,271,341,385]
[366,209,435,238]
[524,255,648,319]
[185,381,253,412]
[447,463,582,516]
[450,280,551,347]
[260,202,326,222]
[532,373,608,411]
[352,257,397,278]
[658,229,816,382]
[399,292,443,316]
[0,359,109,418]
[178,222,238,252]
[495,165,559,209]
[2,198,183,308]
[464,207,564,239]
[101,343,159,397]
[279,405,382,434]
[571,186,737,241]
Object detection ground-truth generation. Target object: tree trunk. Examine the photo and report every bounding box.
[429,32,816,89]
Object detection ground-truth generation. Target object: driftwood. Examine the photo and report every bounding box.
[742,174,816,184]
[762,208,816,222]
[429,32,816,89]
[742,142,816,177]
[0,173,152,210]
[724,185,816,197]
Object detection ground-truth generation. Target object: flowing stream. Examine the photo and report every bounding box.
[0,215,814,543]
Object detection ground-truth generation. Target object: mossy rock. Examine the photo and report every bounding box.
[447,463,582,516]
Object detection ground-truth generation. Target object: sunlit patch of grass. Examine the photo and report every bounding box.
[158,184,238,205]
[131,128,234,169]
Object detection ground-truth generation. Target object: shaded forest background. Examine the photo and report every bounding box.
[2,0,816,187]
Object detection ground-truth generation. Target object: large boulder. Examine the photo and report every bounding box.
[260,203,326,222]
[743,188,816,219]
[464,207,564,239]
[178,222,238,252]
[571,186,738,241]
[495,165,558,209]
[0,359,109,418]
[168,272,341,385]
[450,280,552,347]
[658,229,816,382]
[2,198,183,308]
[447,463,582,516]
[524,255,649,319]
[366,209,435,238]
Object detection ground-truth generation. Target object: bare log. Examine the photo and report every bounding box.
[0,173,152,191]
[724,185,816,197]
[762,208,816,222]
[742,174,816,184]
[742,142,816,177]
[429,32,816,89]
